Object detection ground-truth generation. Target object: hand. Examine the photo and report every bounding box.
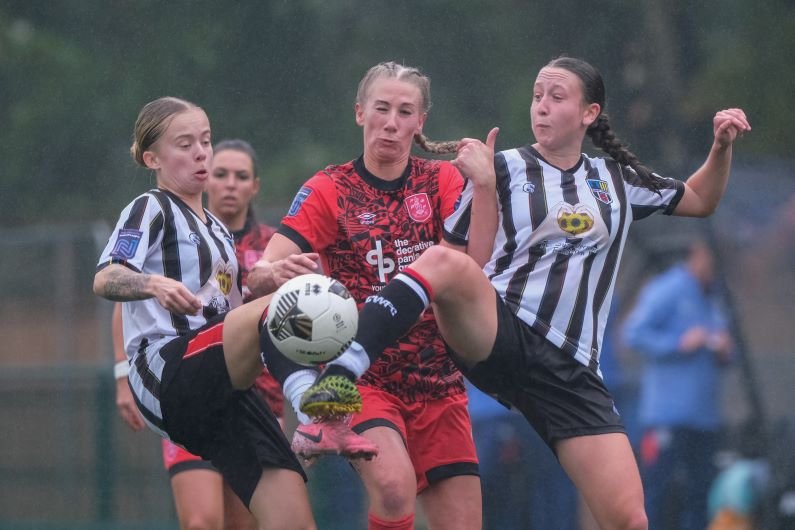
[713,108,751,148]
[116,378,146,431]
[452,127,499,187]
[268,253,320,287]
[679,326,709,353]
[708,330,734,362]
[148,275,202,315]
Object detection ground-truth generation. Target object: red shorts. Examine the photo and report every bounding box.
[351,386,479,493]
[161,439,216,476]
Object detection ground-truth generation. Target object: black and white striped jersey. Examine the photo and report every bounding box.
[97,188,242,436]
[444,145,684,372]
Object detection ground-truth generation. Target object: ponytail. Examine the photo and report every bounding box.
[587,114,663,193]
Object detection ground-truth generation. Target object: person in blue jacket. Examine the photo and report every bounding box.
[622,239,734,530]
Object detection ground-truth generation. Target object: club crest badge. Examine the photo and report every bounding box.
[405,193,432,222]
[587,178,612,205]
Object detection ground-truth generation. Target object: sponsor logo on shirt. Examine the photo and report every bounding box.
[366,239,395,283]
[557,207,594,236]
[357,212,377,225]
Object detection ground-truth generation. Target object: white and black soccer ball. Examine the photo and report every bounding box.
[266,273,358,366]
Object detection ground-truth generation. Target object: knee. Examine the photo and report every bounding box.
[369,475,415,516]
[180,512,223,530]
[416,245,470,278]
[620,507,648,530]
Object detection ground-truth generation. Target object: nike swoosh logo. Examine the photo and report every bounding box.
[296,429,323,443]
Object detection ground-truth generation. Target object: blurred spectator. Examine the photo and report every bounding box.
[598,297,642,449]
[622,239,734,530]
[467,381,578,530]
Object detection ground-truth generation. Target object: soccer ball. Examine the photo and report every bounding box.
[266,273,358,366]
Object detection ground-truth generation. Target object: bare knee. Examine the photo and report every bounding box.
[626,509,648,530]
[415,246,474,289]
[179,512,223,530]
[368,474,415,517]
[610,507,648,530]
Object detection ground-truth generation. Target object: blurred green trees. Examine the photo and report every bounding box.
[0,0,790,226]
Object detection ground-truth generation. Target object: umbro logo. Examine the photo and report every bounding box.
[296,429,323,443]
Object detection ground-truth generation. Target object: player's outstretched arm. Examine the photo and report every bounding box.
[675,108,751,217]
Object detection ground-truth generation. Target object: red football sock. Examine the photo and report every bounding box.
[368,512,415,530]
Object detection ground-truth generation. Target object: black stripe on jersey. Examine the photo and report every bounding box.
[165,192,214,288]
[204,211,232,263]
[561,255,594,358]
[622,167,684,220]
[519,146,548,230]
[444,180,472,245]
[130,380,165,431]
[492,152,518,276]
[561,170,578,204]
[503,246,544,314]
[587,160,628,369]
[148,211,164,250]
[632,204,668,220]
[149,191,190,335]
[124,196,150,230]
[535,250,570,330]
[133,340,161,401]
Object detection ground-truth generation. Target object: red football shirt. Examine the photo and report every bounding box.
[279,156,466,402]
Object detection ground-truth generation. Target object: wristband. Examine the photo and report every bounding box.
[114,360,130,380]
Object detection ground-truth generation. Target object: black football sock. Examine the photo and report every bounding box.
[353,270,431,364]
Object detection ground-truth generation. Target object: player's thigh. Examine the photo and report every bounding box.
[222,480,257,530]
[352,427,417,511]
[169,468,224,529]
[221,295,272,389]
[557,432,645,529]
[434,282,497,367]
[248,468,315,529]
[420,475,483,530]
[412,247,497,365]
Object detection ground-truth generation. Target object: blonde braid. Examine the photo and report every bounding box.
[414,133,459,154]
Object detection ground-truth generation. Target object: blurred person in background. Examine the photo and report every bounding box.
[249,61,484,530]
[113,138,282,530]
[97,97,315,529]
[622,239,734,530]
[295,56,750,530]
[467,381,578,529]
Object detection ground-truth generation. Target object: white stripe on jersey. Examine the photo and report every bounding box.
[444,146,684,371]
[97,189,242,431]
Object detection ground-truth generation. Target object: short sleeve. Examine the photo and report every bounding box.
[279,172,339,253]
[97,193,163,272]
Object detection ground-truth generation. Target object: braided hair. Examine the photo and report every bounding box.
[413,133,458,154]
[547,57,663,193]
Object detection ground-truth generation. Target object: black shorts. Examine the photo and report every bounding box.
[450,292,625,451]
[159,314,306,506]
